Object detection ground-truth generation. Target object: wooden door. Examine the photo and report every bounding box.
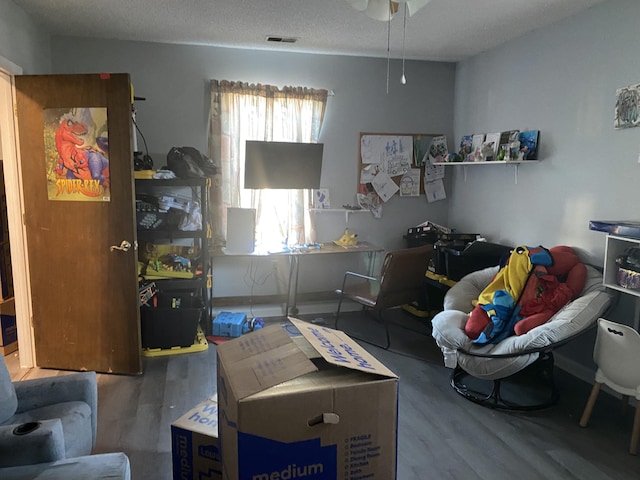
[14,73,141,374]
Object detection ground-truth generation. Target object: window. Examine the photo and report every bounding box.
[209,81,328,251]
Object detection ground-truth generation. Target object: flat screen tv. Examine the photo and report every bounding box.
[244,140,324,189]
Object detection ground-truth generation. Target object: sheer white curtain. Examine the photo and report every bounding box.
[208,81,327,251]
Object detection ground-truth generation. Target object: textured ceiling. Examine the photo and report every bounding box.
[13,0,606,62]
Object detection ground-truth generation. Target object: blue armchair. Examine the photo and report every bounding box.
[0,355,97,467]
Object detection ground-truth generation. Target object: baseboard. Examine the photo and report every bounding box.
[212,290,339,307]
[554,353,594,385]
[211,293,361,319]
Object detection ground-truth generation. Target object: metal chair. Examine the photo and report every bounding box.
[334,244,434,349]
[579,318,640,455]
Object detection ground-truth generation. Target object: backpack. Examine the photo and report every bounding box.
[166,147,218,178]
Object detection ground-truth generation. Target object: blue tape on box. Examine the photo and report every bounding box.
[213,312,247,337]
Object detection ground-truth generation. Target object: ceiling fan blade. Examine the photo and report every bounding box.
[346,0,369,12]
[405,0,433,16]
[365,0,396,21]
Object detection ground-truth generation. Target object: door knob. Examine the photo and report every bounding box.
[110,240,132,252]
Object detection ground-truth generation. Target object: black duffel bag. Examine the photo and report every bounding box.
[166,146,218,178]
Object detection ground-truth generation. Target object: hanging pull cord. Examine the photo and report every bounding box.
[386,2,391,94]
[401,3,407,85]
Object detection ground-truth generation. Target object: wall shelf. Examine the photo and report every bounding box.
[439,160,538,166]
[439,160,539,184]
[309,208,371,223]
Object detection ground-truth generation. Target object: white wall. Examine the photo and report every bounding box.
[451,0,640,374]
[49,37,456,299]
[0,1,50,73]
[451,0,639,264]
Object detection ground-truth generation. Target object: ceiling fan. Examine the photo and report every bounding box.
[346,0,432,21]
[347,0,434,89]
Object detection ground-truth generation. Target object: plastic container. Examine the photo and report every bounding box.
[404,226,439,248]
[443,241,512,281]
[140,292,203,349]
[426,233,479,275]
[617,267,640,291]
[213,312,247,337]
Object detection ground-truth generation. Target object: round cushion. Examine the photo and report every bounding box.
[431,264,614,380]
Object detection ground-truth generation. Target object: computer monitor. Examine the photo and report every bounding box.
[244,140,323,189]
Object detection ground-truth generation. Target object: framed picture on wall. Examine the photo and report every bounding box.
[615,83,640,129]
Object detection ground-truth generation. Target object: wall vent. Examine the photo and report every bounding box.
[266,36,299,44]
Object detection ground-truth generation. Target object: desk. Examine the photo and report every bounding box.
[220,242,384,316]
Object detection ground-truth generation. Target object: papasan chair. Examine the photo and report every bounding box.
[431,245,615,410]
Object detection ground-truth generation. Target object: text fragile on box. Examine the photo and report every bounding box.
[216,317,398,479]
[171,396,221,480]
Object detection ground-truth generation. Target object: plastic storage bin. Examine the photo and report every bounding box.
[617,267,640,290]
[427,233,479,275]
[442,241,512,281]
[404,226,439,248]
[141,292,203,349]
[213,312,247,337]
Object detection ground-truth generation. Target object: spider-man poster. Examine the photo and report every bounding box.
[43,107,110,201]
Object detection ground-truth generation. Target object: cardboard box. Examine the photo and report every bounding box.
[217,318,398,480]
[171,396,221,480]
[0,241,13,299]
[212,312,247,337]
[0,297,16,354]
[0,340,17,356]
[1,313,16,344]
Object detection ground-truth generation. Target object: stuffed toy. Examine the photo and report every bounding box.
[513,245,586,335]
[464,245,586,344]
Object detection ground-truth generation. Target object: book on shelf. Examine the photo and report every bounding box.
[459,135,473,160]
[482,132,501,161]
[497,130,520,160]
[518,130,539,160]
[471,134,485,152]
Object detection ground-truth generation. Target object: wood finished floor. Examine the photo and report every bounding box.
[6,309,640,480]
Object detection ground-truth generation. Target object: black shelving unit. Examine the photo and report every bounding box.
[135,177,211,347]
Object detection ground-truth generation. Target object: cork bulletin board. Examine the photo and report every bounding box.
[357,132,443,197]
